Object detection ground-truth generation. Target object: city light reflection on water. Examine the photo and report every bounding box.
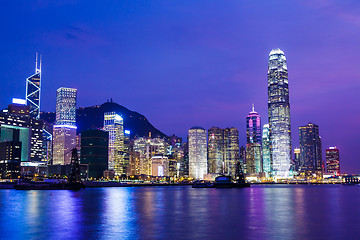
[0,185,360,240]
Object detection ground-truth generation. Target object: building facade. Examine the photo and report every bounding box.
[103,112,126,175]
[188,127,207,179]
[299,123,322,172]
[52,126,77,165]
[246,106,262,174]
[26,54,41,119]
[207,127,239,177]
[293,148,301,172]
[267,48,292,178]
[133,137,167,175]
[262,124,271,176]
[246,143,262,174]
[326,147,340,176]
[55,87,77,126]
[223,127,240,177]
[80,129,109,179]
[151,155,169,177]
[53,87,77,165]
[246,105,262,144]
[207,127,224,174]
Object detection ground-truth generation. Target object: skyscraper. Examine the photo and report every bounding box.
[80,129,109,179]
[55,88,77,126]
[223,127,240,177]
[207,127,224,174]
[103,112,125,175]
[326,147,340,176]
[207,127,239,176]
[246,105,262,144]
[26,53,41,119]
[52,87,77,165]
[267,48,292,178]
[24,55,53,164]
[262,124,271,176]
[246,106,262,174]
[299,123,322,172]
[293,148,301,172]
[188,127,207,179]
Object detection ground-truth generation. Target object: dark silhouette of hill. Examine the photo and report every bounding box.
[40,102,167,138]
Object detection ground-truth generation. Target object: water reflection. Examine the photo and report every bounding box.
[1,186,360,239]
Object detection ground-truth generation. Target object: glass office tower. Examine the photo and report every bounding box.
[262,124,271,176]
[26,53,41,119]
[326,147,340,176]
[207,127,239,176]
[299,123,322,172]
[246,105,262,144]
[104,112,125,175]
[246,105,262,174]
[188,127,207,179]
[267,49,292,178]
[53,87,77,165]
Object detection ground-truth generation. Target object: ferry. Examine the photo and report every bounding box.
[192,162,250,188]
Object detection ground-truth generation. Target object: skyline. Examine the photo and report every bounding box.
[1,1,360,173]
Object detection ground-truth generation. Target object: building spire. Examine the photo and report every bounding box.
[252,104,255,112]
[35,52,41,74]
[35,52,38,73]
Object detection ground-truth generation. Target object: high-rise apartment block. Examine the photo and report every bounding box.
[188,127,207,179]
[326,147,340,176]
[299,123,322,172]
[267,49,292,178]
[52,87,77,165]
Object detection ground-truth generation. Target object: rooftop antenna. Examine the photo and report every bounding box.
[39,54,42,73]
[35,52,41,74]
[35,52,38,73]
[252,104,255,112]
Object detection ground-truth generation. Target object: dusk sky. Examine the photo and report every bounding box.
[1,1,359,173]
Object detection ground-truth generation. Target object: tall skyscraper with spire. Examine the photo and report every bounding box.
[26,53,41,119]
[267,49,292,178]
[246,105,261,144]
[245,105,262,173]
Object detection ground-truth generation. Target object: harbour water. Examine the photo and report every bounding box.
[0,185,359,240]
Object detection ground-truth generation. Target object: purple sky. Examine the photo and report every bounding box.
[1,1,360,173]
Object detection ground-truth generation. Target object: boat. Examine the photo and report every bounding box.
[341,175,360,186]
[15,148,86,190]
[192,162,250,188]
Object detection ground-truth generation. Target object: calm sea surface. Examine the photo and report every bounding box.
[0,185,359,240]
